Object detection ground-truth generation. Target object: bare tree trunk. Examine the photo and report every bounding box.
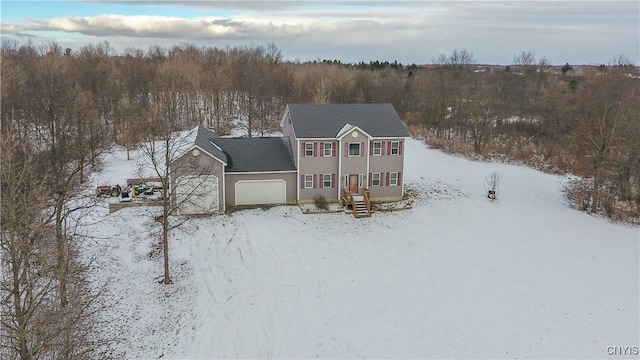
[55,198,69,307]
[162,138,171,284]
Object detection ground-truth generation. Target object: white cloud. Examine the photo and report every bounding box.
[1,1,638,65]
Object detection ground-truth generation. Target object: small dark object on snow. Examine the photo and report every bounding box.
[488,190,496,200]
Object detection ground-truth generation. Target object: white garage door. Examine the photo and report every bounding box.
[235,180,286,206]
[175,175,218,215]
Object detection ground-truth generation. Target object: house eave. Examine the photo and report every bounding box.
[174,144,228,167]
[336,125,373,140]
[225,170,297,175]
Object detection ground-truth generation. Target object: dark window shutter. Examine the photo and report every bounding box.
[332,142,336,156]
[300,174,304,189]
[301,142,305,157]
[398,172,402,185]
[344,142,348,157]
[320,142,324,157]
[386,172,390,186]
[368,173,372,187]
[360,142,364,156]
[369,141,374,155]
[387,141,391,155]
[332,173,336,188]
[399,140,403,155]
[381,141,385,156]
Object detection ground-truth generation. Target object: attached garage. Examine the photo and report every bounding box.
[175,175,219,215]
[235,179,286,206]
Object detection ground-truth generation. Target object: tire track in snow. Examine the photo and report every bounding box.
[188,210,306,359]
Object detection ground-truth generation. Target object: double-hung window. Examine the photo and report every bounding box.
[373,141,382,155]
[324,142,332,156]
[349,143,361,156]
[390,172,398,186]
[391,141,399,155]
[323,174,332,188]
[372,172,381,186]
[305,143,314,157]
[304,174,313,189]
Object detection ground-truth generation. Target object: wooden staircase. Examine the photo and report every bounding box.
[353,198,369,217]
[341,189,371,218]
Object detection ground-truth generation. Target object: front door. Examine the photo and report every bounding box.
[348,174,359,193]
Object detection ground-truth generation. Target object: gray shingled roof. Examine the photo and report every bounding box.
[209,137,296,172]
[287,103,409,139]
[194,126,227,164]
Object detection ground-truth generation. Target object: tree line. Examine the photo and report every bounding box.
[0,39,638,357]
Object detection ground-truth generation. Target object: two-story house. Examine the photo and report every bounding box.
[170,103,409,216]
[282,103,409,207]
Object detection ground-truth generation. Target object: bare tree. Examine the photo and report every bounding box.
[21,43,107,308]
[137,126,219,284]
[435,48,477,66]
[573,70,633,213]
[1,116,108,360]
[513,50,536,66]
[137,63,217,285]
[485,171,501,200]
[1,132,56,360]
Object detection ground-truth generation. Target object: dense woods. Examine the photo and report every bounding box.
[1,40,638,357]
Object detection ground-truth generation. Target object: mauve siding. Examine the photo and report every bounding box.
[339,129,368,192]
[171,149,225,213]
[298,140,340,201]
[368,138,405,200]
[225,172,297,206]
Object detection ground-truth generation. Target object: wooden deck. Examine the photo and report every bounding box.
[341,188,371,218]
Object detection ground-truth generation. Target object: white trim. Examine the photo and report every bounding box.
[209,140,224,153]
[304,174,313,189]
[365,140,370,187]
[175,144,228,166]
[401,149,405,197]
[225,170,297,175]
[295,137,339,141]
[336,123,355,138]
[336,125,373,140]
[221,168,226,213]
[337,139,343,199]
[296,139,300,202]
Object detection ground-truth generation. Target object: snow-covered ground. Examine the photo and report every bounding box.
[87,138,639,359]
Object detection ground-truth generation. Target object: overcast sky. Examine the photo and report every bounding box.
[1,1,638,65]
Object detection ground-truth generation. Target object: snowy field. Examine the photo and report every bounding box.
[87,137,639,359]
